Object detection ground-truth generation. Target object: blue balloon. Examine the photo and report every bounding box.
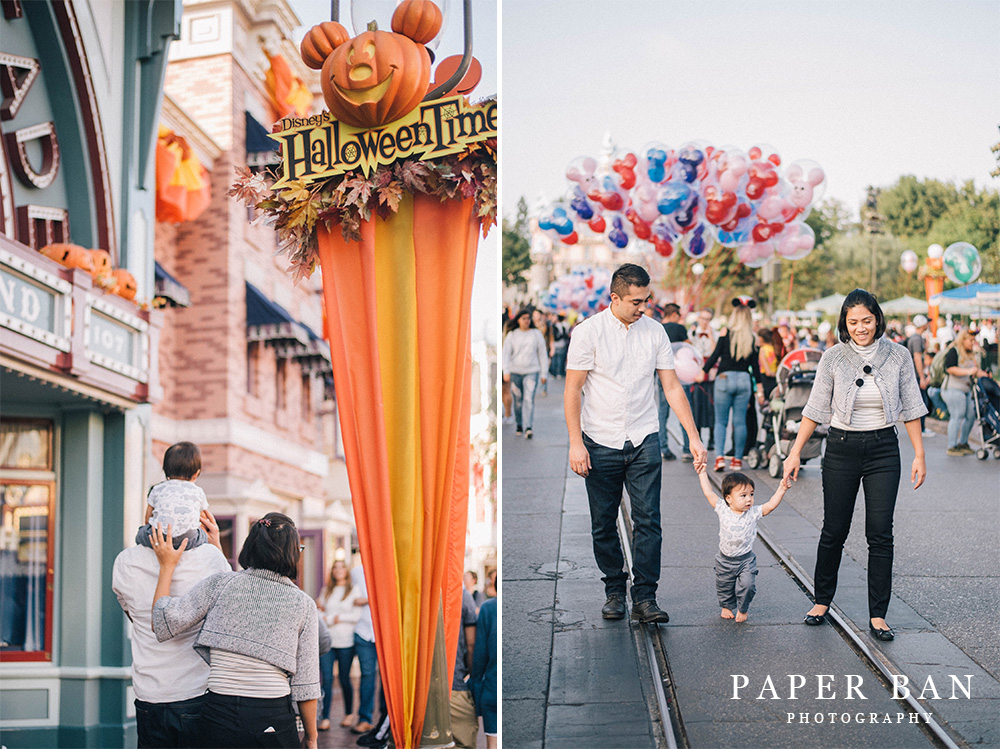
[646,148,667,183]
[570,185,594,220]
[657,182,692,215]
[608,215,629,249]
[688,225,708,257]
[674,194,699,227]
[678,147,704,183]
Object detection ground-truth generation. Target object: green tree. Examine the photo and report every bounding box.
[503,196,532,287]
[878,176,959,237]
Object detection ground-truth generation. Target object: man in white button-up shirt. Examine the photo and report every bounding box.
[564,264,707,623]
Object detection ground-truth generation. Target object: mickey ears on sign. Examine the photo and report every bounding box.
[732,296,757,309]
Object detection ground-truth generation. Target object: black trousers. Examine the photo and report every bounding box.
[135,695,205,748]
[815,426,901,619]
[195,692,299,748]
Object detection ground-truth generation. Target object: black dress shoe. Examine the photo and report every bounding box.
[631,600,670,623]
[803,613,826,625]
[601,594,626,620]
[869,622,895,641]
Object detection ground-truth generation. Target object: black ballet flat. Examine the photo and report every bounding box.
[869,622,895,641]
[803,613,826,625]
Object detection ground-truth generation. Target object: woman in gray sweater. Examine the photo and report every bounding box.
[783,289,927,642]
[152,513,320,748]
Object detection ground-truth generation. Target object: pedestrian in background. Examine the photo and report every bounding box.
[657,303,688,461]
[784,289,927,642]
[503,308,549,439]
[682,308,718,461]
[448,586,479,749]
[471,593,498,749]
[351,565,384,735]
[698,300,765,472]
[906,314,935,437]
[942,328,988,456]
[316,558,360,731]
[151,513,321,748]
[549,312,570,378]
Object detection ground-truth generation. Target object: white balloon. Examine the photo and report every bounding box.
[900,250,918,273]
[692,262,705,276]
[927,243,944,259]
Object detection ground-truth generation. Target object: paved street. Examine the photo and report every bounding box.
[502,377,1000,748]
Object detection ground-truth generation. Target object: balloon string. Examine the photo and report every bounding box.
[787,267,795,310]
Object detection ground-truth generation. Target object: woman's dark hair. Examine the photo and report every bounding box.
[504,307,533,334]
[837,289,886,343]
[238,512,300,579]
[163,442,201,479]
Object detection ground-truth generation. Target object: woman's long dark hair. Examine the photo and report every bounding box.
[837,289,886,343]
[238,512,300,579]
[505,307,532,335]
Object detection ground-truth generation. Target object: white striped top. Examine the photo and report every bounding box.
[207,649,290,697]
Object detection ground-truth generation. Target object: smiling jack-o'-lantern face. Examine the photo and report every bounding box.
[319,29,431,129]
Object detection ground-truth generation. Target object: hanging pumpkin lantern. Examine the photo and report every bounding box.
[320,29,431,129]
[110,268,138,301]
[300,21,351,70]
[89,249,112,279]
[390,0,443,45]
[40,243,93,273]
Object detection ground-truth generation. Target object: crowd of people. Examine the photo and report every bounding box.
[112,441,498,749]
[502,298,998,462]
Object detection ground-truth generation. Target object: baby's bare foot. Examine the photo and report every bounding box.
[720,608,735,619]
[735,610,748,623]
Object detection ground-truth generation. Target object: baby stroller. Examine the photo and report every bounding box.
[746,348,827,478]
[972,376,1000,460]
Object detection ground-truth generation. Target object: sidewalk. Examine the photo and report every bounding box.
[503,378,1000,748]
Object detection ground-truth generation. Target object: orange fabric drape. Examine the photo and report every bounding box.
[155,126,211,223]
[316,193,479,749]
[265,53,313,120]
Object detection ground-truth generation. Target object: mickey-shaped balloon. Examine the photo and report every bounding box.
[303,0,442,129]
[676,146,705,183]
[611,152,638,190]
[608,215,630,249]
[785,161,826,212]
[569,185,595,220]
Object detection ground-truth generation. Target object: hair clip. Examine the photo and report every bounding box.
[257,518,271,527]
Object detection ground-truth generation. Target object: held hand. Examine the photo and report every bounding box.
[569,443,591,477]
[200,509,221,549]
[695,370,706,383]
[150,523,187,568]
[502,373,511,383]
[689,438,708,473]
[911,455,926,490]
[783,453,801,483]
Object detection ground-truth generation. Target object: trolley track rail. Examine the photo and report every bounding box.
[613,426,963,749]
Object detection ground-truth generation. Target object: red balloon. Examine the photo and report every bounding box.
[612,153,638,190]
[705,190,737,225]
[600,192,625,211]
[585,275,594,289]
[588,215,606,233]
[751,222,785,243]
[720,203,752,232]
[625,208,652,239]
[652,236,674,257]
[561,231,578,245]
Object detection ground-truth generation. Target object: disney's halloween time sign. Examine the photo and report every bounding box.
[270,95,496,187]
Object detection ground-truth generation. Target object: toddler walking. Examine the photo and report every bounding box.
[696,466,788,622]
[135,441,209,550]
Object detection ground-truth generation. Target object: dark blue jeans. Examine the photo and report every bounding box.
[320,645,356,719]
[135,695,205,748]
[354,634,386,724]
[816,427,901,619]
[583,432,662,603]
[195,692,298,748]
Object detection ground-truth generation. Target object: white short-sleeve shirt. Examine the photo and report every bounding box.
[566,308,675,449]
[715,502,763,557]
[147,480,209,536]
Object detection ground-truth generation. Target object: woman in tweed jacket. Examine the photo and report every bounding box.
[152,512,320,748]
[783,289,927,642]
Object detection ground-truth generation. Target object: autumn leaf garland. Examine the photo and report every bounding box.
[228,139,497,282]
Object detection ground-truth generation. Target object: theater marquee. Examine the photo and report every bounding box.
[270,96,497,187]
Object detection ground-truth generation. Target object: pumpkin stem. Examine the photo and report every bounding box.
[367,20,378,31]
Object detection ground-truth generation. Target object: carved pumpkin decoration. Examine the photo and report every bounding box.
[40,243,93,273]
[320,30,431,129]
[300,21,351,70]
[110,268,138,301]
[391,0,443,45]
[89,249,112,278]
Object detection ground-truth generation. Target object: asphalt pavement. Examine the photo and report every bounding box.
[502,377,1000,748]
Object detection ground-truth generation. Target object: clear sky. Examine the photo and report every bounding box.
[502,1,1000,222]
[287,0,499,343]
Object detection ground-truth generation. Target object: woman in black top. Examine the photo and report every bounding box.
[697,301,765,471]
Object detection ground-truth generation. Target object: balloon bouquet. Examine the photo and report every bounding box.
[537,141,826,270]
[539,266,612,315]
